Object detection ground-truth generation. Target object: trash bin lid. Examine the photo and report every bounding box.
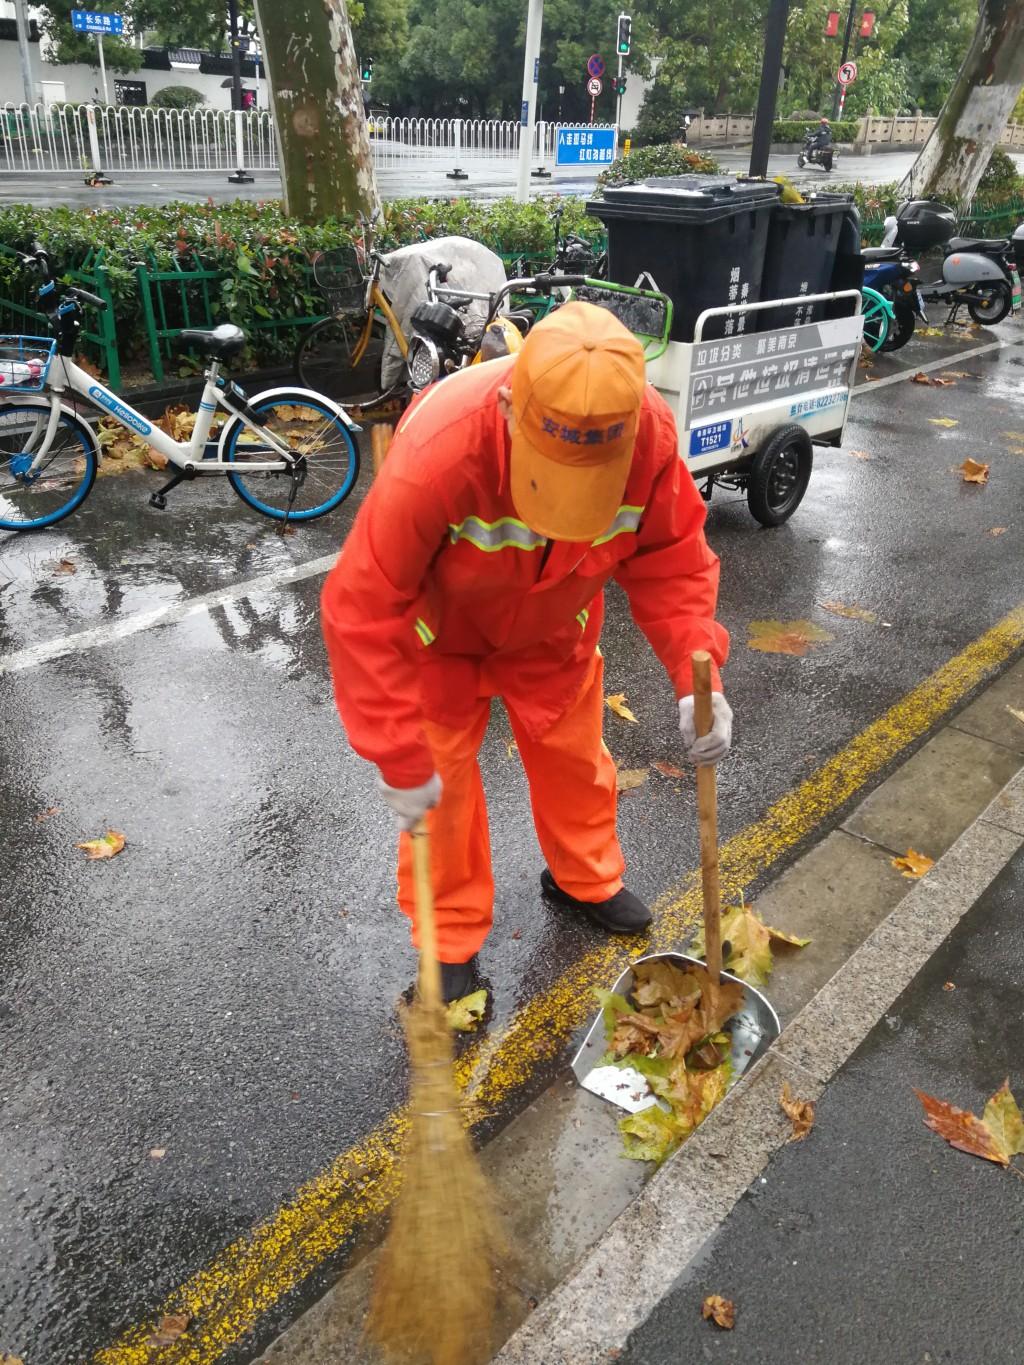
[590,176,779,224]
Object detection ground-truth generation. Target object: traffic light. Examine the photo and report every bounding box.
[859,9,876,35]
[360,57,374,82]
[616,13,631,55]
[824,9,840,35]
[613,76,627,96]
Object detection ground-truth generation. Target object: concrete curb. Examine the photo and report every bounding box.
[493,773,1024,1364]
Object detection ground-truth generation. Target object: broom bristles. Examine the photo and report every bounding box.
[366,999,503,1365]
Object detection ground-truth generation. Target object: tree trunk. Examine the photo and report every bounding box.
[254,0,379,224]
[899,0,1024,201]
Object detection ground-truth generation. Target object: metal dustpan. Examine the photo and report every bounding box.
[574,652,781,1114]
[572,951,780,1112]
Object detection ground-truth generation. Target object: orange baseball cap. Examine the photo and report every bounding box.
[509,301,646,543]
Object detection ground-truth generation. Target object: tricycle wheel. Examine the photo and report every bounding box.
[747,424,813,527]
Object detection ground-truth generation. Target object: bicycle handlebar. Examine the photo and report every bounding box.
[67,286,108,311]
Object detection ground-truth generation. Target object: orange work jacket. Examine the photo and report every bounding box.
[321,355,729,789]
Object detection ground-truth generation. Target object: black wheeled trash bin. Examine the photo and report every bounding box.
[758,191,857,330]
[587,176,779,342]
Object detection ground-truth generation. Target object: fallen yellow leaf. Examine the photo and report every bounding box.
[911,371,933,384]
[76,830,126,861]
[818,600,878,624]
[1003,431,1024,441]
[891,848,934,879]
[616,767,649,792]
[1006,706,1024,725]
[780,1081,815,1141]
[701,1295,735,1330]
[960,458,989,484]
[929,417,959,428]
[748,619,833,657]
[931,377,955,387]
[149,1146,167,1159]
[989,527,1008,536]
[446,988,488,1032]
[848,448,873,460]
[606,693,638,723]
[0,1355,25,1365]
[767,925,811,949]
[943,981,956,992]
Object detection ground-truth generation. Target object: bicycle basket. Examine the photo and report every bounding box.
[313,246,364,312]
[573,283,673,361]
[0,335,57,393]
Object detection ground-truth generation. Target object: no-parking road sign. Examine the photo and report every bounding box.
[587,53,605,78]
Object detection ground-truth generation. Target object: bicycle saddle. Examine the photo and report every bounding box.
[178,324,246,358]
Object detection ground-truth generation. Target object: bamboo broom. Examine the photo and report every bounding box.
[366,822,501,1365]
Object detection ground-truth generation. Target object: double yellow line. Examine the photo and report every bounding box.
[96,604,1024,1365]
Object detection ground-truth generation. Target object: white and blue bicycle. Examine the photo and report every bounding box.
[0,244,362,533]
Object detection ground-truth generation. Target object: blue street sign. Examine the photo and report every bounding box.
[555,126,616,166]
[71,9,124,34]
[520,99,530,127]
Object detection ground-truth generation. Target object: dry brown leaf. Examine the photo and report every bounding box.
[931,377,955,386]
[52,557,76,575]
[748,619,833,657]
[848,448,873,460]
[1,1355,25,1365]
[780,1081,815,1142]
[1003,431,1024,441]
[76,830,126,861]
[989,527,1008,536]
[818,599,878,624]
[960,458,989,484]
[915,1089,1009,1166]
[149,1146,167,1159]
[652,759,687,779]
[943,981,956,992]
[606,692,639,724]
[929,417,959,428]
[616,767,648,792]
[1006,706,1024,726]
[891,849,934,879]
[34,806,61,822]
[148,1314,190,1347]
[941,370,971,378]
[911,371,933,385]
[632,960,703,1012]
[702,1295,735,1330]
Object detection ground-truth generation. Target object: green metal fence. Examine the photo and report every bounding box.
[0,243,120,387]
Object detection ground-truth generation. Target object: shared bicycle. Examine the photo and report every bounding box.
[0,244,362,533]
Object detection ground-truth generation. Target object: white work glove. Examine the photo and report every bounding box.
[678,693,733,765]
[377,772,443,832]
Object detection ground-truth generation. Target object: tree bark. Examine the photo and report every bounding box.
[254,0,379,224]
[899,0,1024,201]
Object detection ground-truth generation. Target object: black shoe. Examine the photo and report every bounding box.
[437,956,479,1004]
[540,869,652,934]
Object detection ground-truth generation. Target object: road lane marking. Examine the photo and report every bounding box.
[854,334,1022,394]
[94,602,1024,1365]
[0,554,339,677]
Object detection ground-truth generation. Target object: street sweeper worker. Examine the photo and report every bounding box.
[321,301,731,1002]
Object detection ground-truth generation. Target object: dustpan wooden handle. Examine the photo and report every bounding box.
[692,652,723,986]
[411,821,443,1011]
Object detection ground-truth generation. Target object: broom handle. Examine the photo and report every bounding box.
[411,821,443,1011]
[692,651,723,987]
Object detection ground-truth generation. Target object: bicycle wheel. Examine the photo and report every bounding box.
[294,314,385,397]
[224,389,360,522]
[860,287,892,353]
[0,400,98,532]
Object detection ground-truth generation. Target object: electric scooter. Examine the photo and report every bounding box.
[796,129,834,172]
[881,200,1021,325]
[860,250,928,350]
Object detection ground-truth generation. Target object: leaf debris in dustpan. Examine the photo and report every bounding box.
[692,902,810,988]
[596,960,742,1165]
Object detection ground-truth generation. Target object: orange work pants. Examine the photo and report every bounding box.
[397,654,624,962]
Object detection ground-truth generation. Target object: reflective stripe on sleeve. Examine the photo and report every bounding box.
[591,504,645,547]
[413,617,436,646]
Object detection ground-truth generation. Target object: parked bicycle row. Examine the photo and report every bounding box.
[2,179,1020,537]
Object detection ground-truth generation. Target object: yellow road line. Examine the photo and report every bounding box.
[95,604,1024,1365]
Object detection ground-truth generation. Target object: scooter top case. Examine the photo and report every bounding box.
[894,199,956,253]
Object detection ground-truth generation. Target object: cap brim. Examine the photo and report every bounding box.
[509,429,632,543]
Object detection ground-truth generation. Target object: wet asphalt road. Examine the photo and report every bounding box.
[2,321,1024,1363]
[0,146,975,210]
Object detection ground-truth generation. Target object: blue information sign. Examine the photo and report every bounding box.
[554,126,616,166]
[689,421,732,456]
[71,9,123,34]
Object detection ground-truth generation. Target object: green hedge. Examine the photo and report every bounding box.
[0,197,604,380]
[772,120,859,144]
[595,143,722,192]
